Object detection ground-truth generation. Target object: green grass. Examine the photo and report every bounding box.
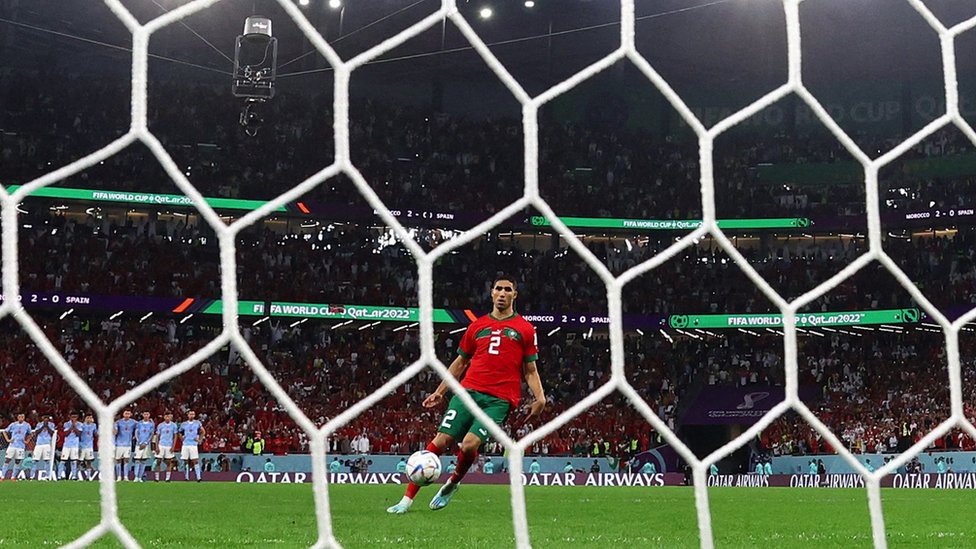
[0,482,974,547]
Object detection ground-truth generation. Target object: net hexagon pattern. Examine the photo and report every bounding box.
[2,0,976,547]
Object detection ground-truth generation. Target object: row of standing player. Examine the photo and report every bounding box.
[0,409,205,482]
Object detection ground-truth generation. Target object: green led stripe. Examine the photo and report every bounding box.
[203,300,454,323]
[669,308,920,329]
[7,185,287,212]
[529,216,811,230]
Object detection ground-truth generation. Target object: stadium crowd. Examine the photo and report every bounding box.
[4,304,976,461]
[0,314,678,457]
[17,205,976,317]
[5,71,976,463]
[5,73,976,224]
[759,330,976,456]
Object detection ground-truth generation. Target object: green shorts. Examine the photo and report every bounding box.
[437,390,511,443]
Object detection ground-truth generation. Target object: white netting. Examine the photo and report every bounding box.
[4,0,976,547]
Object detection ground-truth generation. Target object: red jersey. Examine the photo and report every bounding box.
[457,312,538,406]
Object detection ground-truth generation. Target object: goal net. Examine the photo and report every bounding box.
[3,0,976,548]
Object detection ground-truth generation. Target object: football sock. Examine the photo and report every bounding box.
[194,464,202,479]
[115,463,122,479]
[12,465,20,479]
[396,496,413,508]
[70,461,78,480]
[404,442,446,500]
[451,448,478,484]
[0,463,8,479]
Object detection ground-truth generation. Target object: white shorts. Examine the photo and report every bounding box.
[33,444,52,461]
[80,448,95,461]
[133,445,151,460]
[155,446,175,460]
[114,446,131,460]
[61,447,80,461]
[5,447,25,461]
[180,445,199,461]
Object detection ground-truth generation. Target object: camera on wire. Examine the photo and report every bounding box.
[233,16,277,137]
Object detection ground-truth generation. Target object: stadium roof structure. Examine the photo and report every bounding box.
[3,0,976,92]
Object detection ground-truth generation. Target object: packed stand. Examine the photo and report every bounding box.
[759,330,976,456]
[18,204,976,317]
[7,73,976,226]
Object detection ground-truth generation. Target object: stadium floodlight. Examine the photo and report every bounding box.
[298,0,310,6]
[328,0,342,9]
[233,16,278,136]
[524,0,535,7]
[479,7,493,19]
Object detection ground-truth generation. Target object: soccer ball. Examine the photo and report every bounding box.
[405,450,442,486]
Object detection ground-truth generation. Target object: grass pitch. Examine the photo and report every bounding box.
[0,482,973,547]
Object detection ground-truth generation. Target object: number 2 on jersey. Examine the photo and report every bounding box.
[488,335,501,355]
[440,409,457,429]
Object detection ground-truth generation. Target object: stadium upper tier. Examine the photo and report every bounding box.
[3,75,976,231]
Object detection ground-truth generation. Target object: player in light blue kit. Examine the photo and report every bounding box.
[31,414,57,480]
[154,412,178,482]
[178,410,206,482]
[114,410,137,481]
[133,411,155,482]
[1,413,32,480]
[61,412,83,480]
[79,414,98,481]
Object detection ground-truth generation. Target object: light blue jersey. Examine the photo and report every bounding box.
[135,420,155,446]
[641,462,657,474]
[79,423,97,449]
[62,421,82,448]
[179,421,202,446]
[5,421,32,449]
[115,418,137,446]
[34,421,56,445]
[528,461,541,473]
[156,422,177,447]
[937,460,948,473]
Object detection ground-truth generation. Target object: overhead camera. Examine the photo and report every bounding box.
[233,16,277,137]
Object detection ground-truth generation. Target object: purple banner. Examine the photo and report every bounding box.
[682,385,818,425]
[49,470,976,488]
[709,473,976,489]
